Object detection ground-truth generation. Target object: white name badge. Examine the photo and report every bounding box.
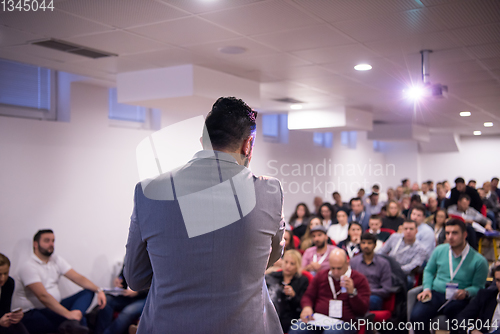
[445,282,459,300]
[329,299,342,319]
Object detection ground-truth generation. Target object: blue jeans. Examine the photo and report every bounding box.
[288,320,358,334]
[369,295,383,311]
[410,290,469,334]
[21,289,94,334]
[95,294,146,334]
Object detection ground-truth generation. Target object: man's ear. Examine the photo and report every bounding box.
[242,136,253,156]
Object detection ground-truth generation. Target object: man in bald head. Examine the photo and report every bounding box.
[289,249,370,334]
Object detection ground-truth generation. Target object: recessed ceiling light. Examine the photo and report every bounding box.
[354,64,372,71]
[460,111,471,117]
[473,131,482,135]
[218,46,247,54]
[290,104,302,110]
[484,122,493,127]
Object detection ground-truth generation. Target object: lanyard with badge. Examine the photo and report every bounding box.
[328,273,343,319]
[446,245,469,300]
[390,237,410,257]
[311,251,329,276]
[327,267,351,319]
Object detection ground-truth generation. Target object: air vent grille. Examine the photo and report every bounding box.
[32,39,117,59]
[273,97,304,104]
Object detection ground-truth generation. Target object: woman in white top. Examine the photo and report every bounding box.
[327,209,349,245]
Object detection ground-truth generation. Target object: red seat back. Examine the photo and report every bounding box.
[301,270,314,283]
[380,228,395,235]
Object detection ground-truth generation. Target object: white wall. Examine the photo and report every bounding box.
[251,127,390,219]
[0,82,153,297]
[419,135,500,186]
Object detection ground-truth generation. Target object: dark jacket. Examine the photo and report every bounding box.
[266,271,309,333]
[448,186,483,212]
[382,215,404,232]
[0,277,14,318]
[455,287,499,334]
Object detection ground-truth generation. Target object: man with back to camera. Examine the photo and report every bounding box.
[410,219,489,334]
[15,229,106,334]
[123,97,285,334]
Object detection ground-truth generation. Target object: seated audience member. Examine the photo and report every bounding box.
[16,229,106,334]
[327,209,349,245]
[313,197,324,216]
[300,217,322,252]
[410,219,489,334]
[350,233,392,311]
[426,195,439,217]
[454,266,500,334]
[448,177,483,212]
[468,180,477,189]
[379,205,387,218]
[285,229,296,251]
[411,204,436,258]
[492,177,500,200]
[290,203,312,228]
[348,198,369,231]
[318,203,335,229]
[289,249,370,334]
[378,220,428,287]
[332,192,350,214]
[266,250,309,333]
[266,230,297,274]
[427,180,435,192]
[483,182,500,207]
[448,194,492,231]
[444,180,452,198]
[395,185,405,201]
[302,226,337,276]
[358,188,367,202]
[0,254,28,334]
[437,187,450,209]
[430,208,448,246]
[382,200,405,232]
[401,195,411,217]
[419,182,435,205]
[368,215,391,243]
[365,192,384,217]
[95,265,148,334]
[337,222,363,259]
[479,185,499,229]
[404,194,423,218]
[386,188,396,202]
[290,203,312,239]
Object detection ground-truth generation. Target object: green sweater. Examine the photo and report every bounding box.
[423,243,488,297]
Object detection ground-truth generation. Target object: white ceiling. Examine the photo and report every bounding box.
[0,0,499,135]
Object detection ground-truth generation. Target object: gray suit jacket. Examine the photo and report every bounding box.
[124,150,285,334]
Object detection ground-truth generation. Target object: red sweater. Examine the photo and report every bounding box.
[301,268,370,321]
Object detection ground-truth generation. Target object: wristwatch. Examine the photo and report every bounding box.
[349,288,358,298]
